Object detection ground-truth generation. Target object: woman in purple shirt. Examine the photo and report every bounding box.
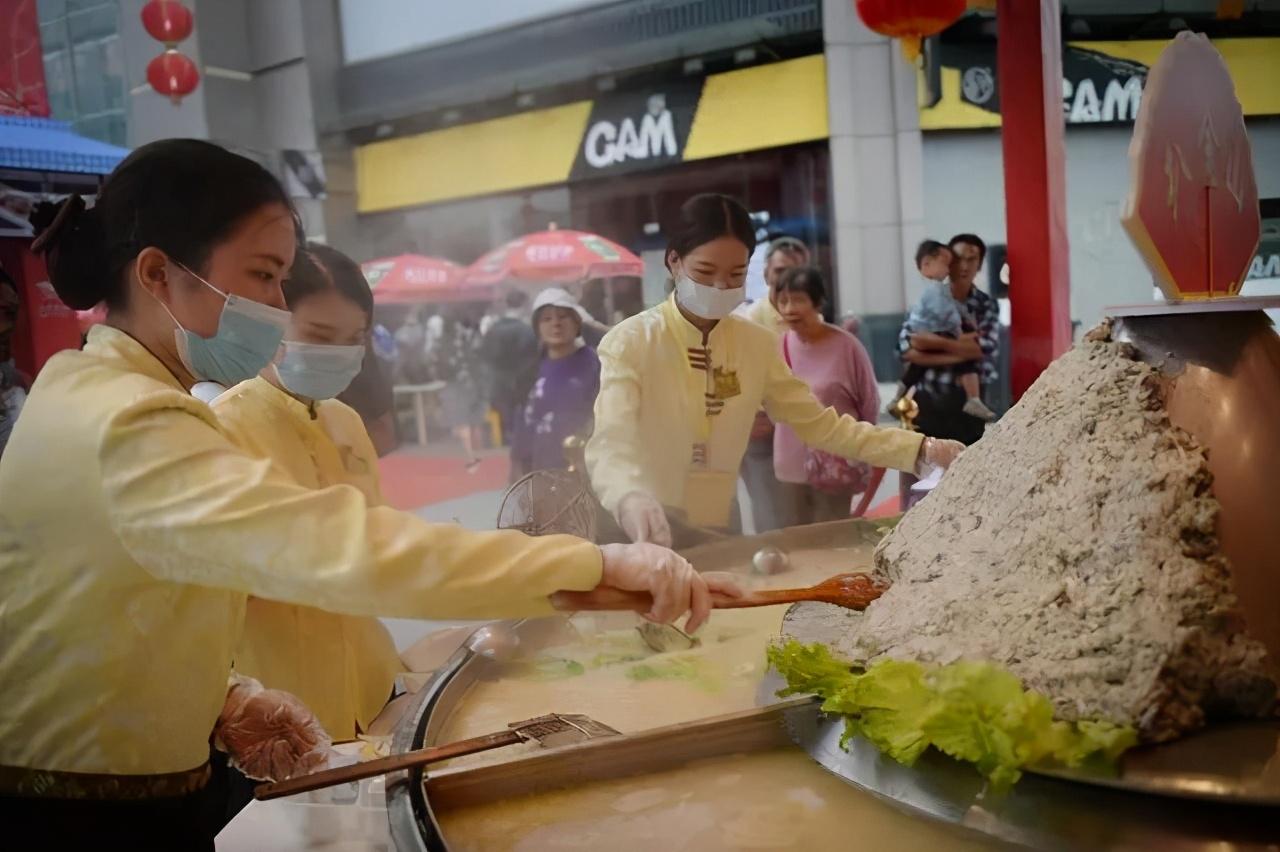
[772,267,881,526]
[510,288,602,480]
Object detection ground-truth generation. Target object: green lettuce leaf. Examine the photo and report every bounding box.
[767,640,1137,790]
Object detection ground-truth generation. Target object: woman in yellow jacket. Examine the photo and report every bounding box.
[586,194,965,546]
[0,140,737,848]
[212,242,406,744]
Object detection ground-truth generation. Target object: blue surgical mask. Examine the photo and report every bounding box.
[273,340,365,401]
[156,263,291,386]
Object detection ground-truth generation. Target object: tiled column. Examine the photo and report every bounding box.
[822,0,925,317]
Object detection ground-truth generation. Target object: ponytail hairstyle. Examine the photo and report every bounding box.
[30,139,298,312]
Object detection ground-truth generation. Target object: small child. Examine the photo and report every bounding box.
[892,240,997,422]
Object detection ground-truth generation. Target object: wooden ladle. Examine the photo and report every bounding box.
[551,572,889,614]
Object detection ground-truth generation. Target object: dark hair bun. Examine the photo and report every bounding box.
[31,196,110,311]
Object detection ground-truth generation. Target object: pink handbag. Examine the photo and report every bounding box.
[782,333,872,496]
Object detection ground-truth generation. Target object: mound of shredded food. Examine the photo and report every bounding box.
[768,640,1137,789]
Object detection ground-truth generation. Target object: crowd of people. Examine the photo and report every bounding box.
[0,140,979,846]
[336,213,1002,538]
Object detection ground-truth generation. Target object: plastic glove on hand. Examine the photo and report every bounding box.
[216,675,333,782]
[616,491,672,547]
[915,437,965,477]
[592,542,742,633]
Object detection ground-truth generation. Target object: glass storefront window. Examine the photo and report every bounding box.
[36,0,126,147]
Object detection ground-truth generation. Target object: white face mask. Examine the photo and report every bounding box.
[673,270,744,320]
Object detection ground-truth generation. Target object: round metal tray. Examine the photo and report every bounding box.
[385,520,1279,851]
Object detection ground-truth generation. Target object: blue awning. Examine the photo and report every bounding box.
[0,116,129,176]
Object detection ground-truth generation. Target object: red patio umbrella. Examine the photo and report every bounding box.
[464,225,643,286]
[362,254,487,305]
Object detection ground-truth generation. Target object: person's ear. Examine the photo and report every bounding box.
[133,247,173,305]
[665,249,681,274]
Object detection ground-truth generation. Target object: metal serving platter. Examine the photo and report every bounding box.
[785,701,1280,851]
[386,518,1278,851]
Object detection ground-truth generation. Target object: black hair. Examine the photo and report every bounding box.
[775,265,826,309]
[665,193,756,266]
[285,242,373,324]
[504,289,528,310]
[948,233,987,265]
[29,138,297,311]
[914,239,950,269]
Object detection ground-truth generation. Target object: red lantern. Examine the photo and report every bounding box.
[147,50,200,104]
[855,0,967,61]
[140,0,194,46]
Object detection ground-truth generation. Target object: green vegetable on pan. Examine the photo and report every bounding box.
[517,657,586,680]
[768,640,1137,790]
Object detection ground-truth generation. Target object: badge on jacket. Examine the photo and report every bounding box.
[712,366,741,400]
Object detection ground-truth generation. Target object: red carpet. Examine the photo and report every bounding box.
[377,452,510,511]
[865,495,902,519]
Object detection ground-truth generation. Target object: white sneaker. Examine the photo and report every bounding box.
[962,397,998,422]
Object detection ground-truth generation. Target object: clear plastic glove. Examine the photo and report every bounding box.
[215,674,334,782]
[914,436,965,477]
[597,542,742,633]
[616,491,672,547]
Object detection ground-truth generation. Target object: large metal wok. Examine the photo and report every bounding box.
[385,500,1278,851]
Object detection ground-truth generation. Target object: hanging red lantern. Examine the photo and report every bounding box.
[140,0,194,46]
[147,49,200,104]
[855,0,967,61]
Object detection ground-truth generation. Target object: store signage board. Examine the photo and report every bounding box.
[569,77,703,180]
[921,37,1280,131]
[356,55,828,213]
[1119,31,1260,304]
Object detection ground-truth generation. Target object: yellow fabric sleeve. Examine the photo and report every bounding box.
[585,331,652,515]
[100,390,602,620]
[762,348,924,473]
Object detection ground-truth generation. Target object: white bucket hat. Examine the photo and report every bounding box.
[532,287,591,324]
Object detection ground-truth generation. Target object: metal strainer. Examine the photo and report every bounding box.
[496,435,597,540]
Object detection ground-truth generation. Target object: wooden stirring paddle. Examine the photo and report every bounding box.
[551,572,889,614]
[255,713,621,801]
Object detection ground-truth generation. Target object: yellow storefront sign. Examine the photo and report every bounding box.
[355,101,593,213]
[355,38,1276,213]
[683,54,828,161]
[356,55,829,213]
[920,37,1280,131]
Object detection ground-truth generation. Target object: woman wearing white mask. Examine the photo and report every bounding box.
[0,141,738,847]
[204,243,405,827]
[586,194,965,547]
[210,243,405,744]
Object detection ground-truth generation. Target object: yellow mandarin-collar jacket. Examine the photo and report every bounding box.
[586,297,923,527]
[0,326,600,776]
[211,377,403,741]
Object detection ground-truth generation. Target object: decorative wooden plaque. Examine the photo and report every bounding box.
[1120,31,1260,301]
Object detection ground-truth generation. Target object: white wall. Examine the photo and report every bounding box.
[339,0,612,64]
[922,118,1280,328]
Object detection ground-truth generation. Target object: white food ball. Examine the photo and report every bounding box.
[751,546,790,575]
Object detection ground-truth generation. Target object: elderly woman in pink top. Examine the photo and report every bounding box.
[772,266,881,526]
